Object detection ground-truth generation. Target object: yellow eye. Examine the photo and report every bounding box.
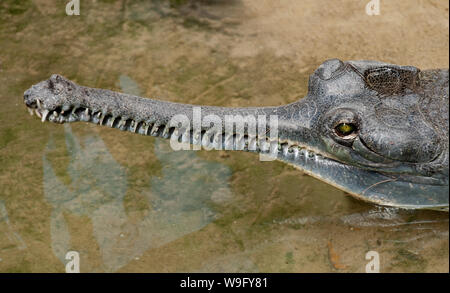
[335,123,357,137]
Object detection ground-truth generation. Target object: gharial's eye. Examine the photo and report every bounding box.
[334,123,358,138]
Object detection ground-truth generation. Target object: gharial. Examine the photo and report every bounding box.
[23,59,449,211]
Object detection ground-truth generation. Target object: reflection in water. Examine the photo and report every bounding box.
[340,207,449,228]
[0,201,27,252]
[42,76,233,272]
[274,206,449,228]
[273,205,448,248]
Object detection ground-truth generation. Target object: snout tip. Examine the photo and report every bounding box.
[23,88,40,109]
[23,89,31,101]
[23,90,34,107]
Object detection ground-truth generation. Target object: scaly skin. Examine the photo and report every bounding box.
[23,59,449,211]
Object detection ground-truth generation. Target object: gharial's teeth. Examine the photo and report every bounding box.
[41,109,49,122]
[99,113,106,125]
[130,121,137,132]
[143,123,150,135]
[117,119,126,129]
[35,109,42,118]
[27,107,34,116]
[150,124,160,135]
[139,122,147,134]
[162,125,170,137]
[36,99,41,109]
[93,112,100,123]
[281,144,288,155]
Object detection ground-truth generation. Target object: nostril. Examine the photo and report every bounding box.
[23,93,36,107]
[24,95,32,105]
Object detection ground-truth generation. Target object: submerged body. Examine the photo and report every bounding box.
[23,59,449,211]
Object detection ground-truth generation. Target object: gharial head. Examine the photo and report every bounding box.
[280,59,448,210]
[23,59,449,211]
[300,59,446,176]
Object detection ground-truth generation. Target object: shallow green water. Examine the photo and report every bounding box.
[0,0,448,272]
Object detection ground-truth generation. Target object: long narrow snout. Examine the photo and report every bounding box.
[23,75,315,152]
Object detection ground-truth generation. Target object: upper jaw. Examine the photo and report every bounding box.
[24,95,66,123]
[24,97,46,120]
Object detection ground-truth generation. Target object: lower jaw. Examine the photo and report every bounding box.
[278,151,448,211]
